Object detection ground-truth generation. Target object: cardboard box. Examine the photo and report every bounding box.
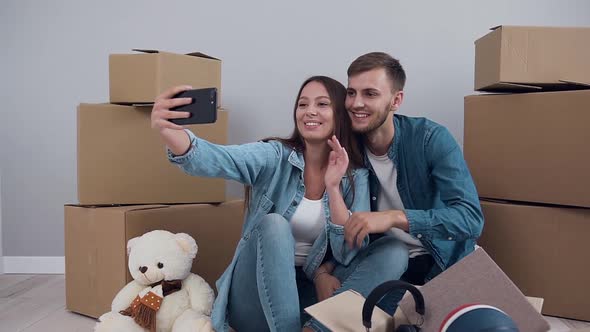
[474,26,590,91]
[109,49,221,104]
[479,200,590,321]
[65,200,244,318]
[78,103,228,205]
[464,90,590,208]
[305,249,549,331]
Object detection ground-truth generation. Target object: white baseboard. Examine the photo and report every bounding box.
[2,256,65,274]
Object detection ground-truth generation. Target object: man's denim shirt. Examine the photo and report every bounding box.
[168,130,370,332]
[367,114,484,281]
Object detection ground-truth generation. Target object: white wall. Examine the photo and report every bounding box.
[1,0,589,263]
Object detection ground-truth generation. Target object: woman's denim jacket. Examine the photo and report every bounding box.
[367,114,484,281]
[168,130,370,331]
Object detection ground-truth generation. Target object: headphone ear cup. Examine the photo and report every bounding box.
[396,324,419,332]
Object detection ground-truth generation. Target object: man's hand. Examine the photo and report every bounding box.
[344,210,409,248]
[314,273,341,302]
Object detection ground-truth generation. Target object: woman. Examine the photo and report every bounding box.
[151,76,406,332]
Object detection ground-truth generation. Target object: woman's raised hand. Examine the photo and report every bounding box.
[324,135,349,189]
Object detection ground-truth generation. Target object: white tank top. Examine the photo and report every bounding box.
[290,197,326,266]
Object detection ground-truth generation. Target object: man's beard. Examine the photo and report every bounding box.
[352,105,392,134]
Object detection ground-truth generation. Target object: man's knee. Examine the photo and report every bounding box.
[368,236,409,279]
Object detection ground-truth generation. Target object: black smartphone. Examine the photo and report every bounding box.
[170,88,217,125]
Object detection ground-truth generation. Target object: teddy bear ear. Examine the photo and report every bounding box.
[127,236,140,256]
[174,233,198,258]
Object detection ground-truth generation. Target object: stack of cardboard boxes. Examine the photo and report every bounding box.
[65,50,244,318]
[465,26,590,321]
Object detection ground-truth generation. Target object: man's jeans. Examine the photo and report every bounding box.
[227,214,409,332]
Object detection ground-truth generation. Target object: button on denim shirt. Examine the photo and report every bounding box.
[168,130,370,332]
[367,115,484,281]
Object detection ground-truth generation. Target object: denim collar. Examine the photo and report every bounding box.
[364,114,401,169]
[288,149,305,172]
[390,115,401,162]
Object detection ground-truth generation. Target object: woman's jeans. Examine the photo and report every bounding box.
[227,213,409,332]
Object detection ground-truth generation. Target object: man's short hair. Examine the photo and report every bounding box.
[347,52,406,91]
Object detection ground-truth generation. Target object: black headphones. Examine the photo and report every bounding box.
[362,280,425,332]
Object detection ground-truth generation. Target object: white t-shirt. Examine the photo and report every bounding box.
[367,150,429,258]
[290,197,326,266]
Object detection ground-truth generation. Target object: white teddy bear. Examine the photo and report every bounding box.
[95,230,215,332]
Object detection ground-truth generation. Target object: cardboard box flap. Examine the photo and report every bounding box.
[485,82,543,92]
[79,102,152,110]
[79,102,124,109]
[489,25,586,31]
[117,205,169,212]
[487,25,529,32]
[487,25,535,31]
[399,248,550,332]
[559,79,590,87]
[132,49,160,54]
[185,51,219,60]
[486,25,538,33]
[479,198,589,210]
[482,81,590,93]
[130,103,156,107]
[131,49,220,61]
[65,204,168,212]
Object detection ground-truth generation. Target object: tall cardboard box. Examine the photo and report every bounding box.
[109,49,221,104]
[65,200,244,318]
[474,26,590,91]
[78,104,228,205]
[478,200,590,321]
[464,90,590,208]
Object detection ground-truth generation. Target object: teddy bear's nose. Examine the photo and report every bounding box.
[139,266,148,273]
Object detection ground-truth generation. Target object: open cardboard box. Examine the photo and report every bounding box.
[306,248,550,331]
[109,49,222,104]
[474,25,590,92]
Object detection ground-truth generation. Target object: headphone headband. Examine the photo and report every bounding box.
[362,280,425,329]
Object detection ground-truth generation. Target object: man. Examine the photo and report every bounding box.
[306,53,483,331]
[344,52,484,285]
